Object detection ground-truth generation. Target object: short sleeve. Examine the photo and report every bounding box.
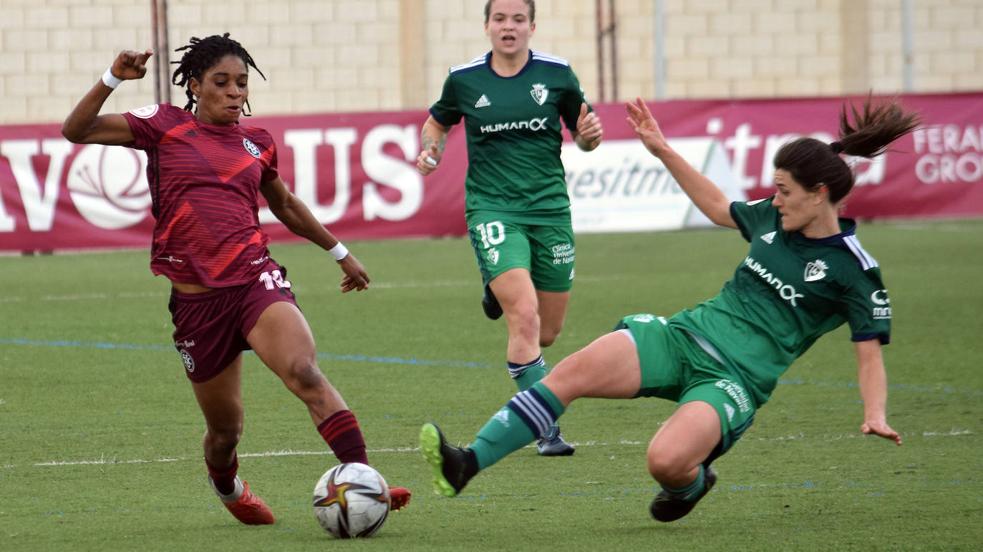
[730,196,777,242]
[559,67,589,132]
[428,73,463,127]
[260,132,279,183]
[842,267,892,344]
[121,103,175,150]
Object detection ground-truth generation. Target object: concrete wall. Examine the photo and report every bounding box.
[2,0,981,124]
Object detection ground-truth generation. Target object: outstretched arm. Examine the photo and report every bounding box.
[855,339,901,445]
[625,97,736,229]
[260,176,369,292]
[416,116,450,176]
[62,49,153,145]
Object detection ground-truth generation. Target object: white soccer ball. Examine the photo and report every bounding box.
[312,462,390,538]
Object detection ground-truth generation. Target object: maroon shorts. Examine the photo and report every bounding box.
[168,262,298,383]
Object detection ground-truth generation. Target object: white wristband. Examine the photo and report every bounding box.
[328,242,349,261]
[102,67,123,89]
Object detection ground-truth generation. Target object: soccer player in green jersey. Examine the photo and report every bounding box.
[415,0,603,456]
[420,95,917,523]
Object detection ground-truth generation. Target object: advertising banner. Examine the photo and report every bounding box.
[1,93,980,252]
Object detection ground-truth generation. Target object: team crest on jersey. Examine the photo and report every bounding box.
[804,260,828,282]
[129,104,159,119]
[530,83,549,105]
[242,138,261,158]
[487,247,500,265]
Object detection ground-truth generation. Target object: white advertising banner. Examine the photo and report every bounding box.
[562,138,746,233]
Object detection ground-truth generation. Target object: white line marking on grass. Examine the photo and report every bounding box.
[370,275,628,290]
[0,276,630,303]
[16,429,972,470]
[922,428,972,437]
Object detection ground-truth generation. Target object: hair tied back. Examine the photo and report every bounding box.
[829,141,845,154]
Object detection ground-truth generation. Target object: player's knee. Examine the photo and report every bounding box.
[284,357,327,396]
[646,447,687,482]
[207,426,242,452]
[507,304,540,340]
[539,324,562,347]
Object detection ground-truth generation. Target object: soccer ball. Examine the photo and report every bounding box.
[312,462,390,538]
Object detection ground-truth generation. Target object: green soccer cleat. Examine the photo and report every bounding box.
[419,423,478,497]
[650,467,717,522]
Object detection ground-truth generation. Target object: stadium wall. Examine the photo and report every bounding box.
[1,0,982,125]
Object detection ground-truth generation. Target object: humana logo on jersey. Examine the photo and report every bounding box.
[743,256,805,307]
[480,117,549,134]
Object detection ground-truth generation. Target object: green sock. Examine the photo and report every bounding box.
[662,465,706,502]
[470,382,566,470]
[508,355,547,391]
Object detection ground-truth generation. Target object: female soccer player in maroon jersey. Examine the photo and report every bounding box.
[62,34,409,525]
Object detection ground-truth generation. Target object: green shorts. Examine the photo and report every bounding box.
[466,213,575,292]
[615,313,756,463]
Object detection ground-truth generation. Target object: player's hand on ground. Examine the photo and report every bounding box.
[626,97,669,158]
[337,254,369,292]
[416,144,441,176]
[111,49,153,81]
[861,419,902,446]
[576,102,603,147]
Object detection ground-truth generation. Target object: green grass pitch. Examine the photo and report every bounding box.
[1,220,981,551]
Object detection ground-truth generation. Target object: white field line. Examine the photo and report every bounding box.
[0,275,631,304]
[6,429,971,471]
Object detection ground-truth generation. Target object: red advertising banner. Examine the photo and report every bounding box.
[1,93,980,252]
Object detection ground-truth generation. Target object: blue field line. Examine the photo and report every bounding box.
[0,337,492,370]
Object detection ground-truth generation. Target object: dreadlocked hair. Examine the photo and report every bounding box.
[171,33,266,115]
[773,95,919,203]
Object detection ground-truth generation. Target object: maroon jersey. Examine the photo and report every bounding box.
[123,103,279,287]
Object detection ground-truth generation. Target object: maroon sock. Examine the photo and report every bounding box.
[317,410,368,464]
[206,454,239,495]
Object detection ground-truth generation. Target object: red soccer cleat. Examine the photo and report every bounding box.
[220,479,276,525]
[389,486,412,511]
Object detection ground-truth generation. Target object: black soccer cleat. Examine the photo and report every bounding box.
[650,467,717,522]
[419,423,479,497]
[481,285,503,320]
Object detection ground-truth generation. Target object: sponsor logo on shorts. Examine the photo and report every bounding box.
[724,403,736,422]
[715,379,752,413]
[632,314,656,323]
[242,138,261,158]
[551,243,574,265]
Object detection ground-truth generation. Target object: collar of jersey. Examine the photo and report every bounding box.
[485,50,534,79]
[789,217,858,246]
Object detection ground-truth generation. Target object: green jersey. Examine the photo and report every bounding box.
[669,198,892,407]
[429,50,589,223]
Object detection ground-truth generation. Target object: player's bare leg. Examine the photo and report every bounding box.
[192,356,275,525]
[647,402,721,522]
[247,301,411,510]
[491,270,574,456]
